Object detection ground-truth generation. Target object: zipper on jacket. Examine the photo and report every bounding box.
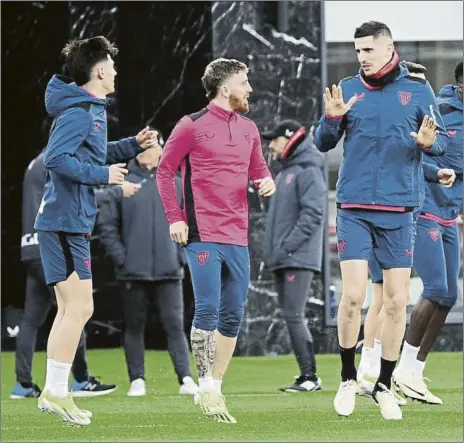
[228,115,232,140]
[372,89,383,203]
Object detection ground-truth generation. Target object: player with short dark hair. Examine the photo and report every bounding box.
[34,36,158,426]
[157,58,275,423]
[315,21,448,420]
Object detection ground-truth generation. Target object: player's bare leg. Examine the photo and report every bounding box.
[38,272,93,425]
[334,260,368,417]
[371,268,410,420]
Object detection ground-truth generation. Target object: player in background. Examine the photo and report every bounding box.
[34,36,157,426]
[157,58,275,423]
[315,21,448,420]
[394,61,463,404]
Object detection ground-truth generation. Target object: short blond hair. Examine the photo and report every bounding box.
[201,58,248,100]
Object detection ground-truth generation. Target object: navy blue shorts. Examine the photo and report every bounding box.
[336,209,415,270]
[184,242,250,337]
[413,218,460,308]
[38,231,92,286]
[368,209,420,282]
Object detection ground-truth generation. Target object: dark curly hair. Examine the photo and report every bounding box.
[201,58,248,100]
[61,36,118,86]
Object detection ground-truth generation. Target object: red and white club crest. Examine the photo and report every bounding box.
[428,228,439,242]
[398,91,411,106]
[337,239,346,254]
[285,173,295,185]
[83,257,91,270]
[196,251,210,265]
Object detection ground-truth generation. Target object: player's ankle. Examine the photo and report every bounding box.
[198,377,215,392]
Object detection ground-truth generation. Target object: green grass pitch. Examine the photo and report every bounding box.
[1,349,462,441]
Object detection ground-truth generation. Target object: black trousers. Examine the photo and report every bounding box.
[15,260,89,385]
[274,268,317,377]
[121,280,191,384]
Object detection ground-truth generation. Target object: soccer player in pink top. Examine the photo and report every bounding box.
[157,58,275,423]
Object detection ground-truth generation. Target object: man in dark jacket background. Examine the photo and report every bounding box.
[11,118,140,399]
[263,120,326,393]
[97,136,198,397]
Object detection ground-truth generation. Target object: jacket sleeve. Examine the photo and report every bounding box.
[422,162,440,183]
[418,82,448,157]
[95,185,123,207]
[281,167,326,254]
[314,114,346,153]
[156,117,195,224]
[43,108,109,185]
[97,196,126,269]
[249,123,272,182]
[106,137,143,164]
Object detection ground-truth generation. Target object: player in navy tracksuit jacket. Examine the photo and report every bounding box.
[315,21,448,420]
[358,62,457,403]
[395,62,463,404]
[33,37,157,426]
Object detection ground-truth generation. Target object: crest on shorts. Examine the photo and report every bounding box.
[337,239,346,254]
[83,257,91,270]
[428,228,439,242]
[398,91,411,105]
[196,251,210,265]
[285,173,295,185]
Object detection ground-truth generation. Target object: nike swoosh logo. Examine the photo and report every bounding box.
[394,380,425,397]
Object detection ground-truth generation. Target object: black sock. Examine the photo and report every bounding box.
[19,381,33,389]
[340,346,357,381]
[375,358,397,390]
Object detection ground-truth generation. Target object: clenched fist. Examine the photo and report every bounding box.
[108,163,128,185]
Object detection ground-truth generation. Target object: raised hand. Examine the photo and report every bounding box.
[323,85,357,118]
[411,116,437,149]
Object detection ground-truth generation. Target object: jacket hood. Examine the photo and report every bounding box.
[279,135,324,171]
[45,75,107,117]
[437,84,463,112]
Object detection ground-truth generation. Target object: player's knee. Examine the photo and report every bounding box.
[282,309,304,326]
[341,291,364,311]
[80,300,94,323]
[439,289,458,309]
[193,303,219,331]
[218,306,245,338]
[161,314,183,338]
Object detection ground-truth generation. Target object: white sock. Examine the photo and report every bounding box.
[414,359,426,375]
[48,360,72,397]
[373,339,382,362]
[45,358,55,391]
[397,341,420,373]
[198,377,215,392]
[360,346,373,370]
[214,379,222,394]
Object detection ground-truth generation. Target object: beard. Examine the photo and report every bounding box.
[229,93,249,114]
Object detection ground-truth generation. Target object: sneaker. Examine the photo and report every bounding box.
[71,376,116,397]
[198,389,237,424]
[10,382,41,399]
[392,387,408,406]
[422,382,443,405]
[127,378,146,397]
[279,375,322,392]
[334,379,357,416]
[357,371,377,396]
[393,370,427,401]
[38,389,91,426]
[179,376,199,395]
[372,383,402,420]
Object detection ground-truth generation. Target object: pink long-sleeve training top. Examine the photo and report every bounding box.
[156,101,271,247]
